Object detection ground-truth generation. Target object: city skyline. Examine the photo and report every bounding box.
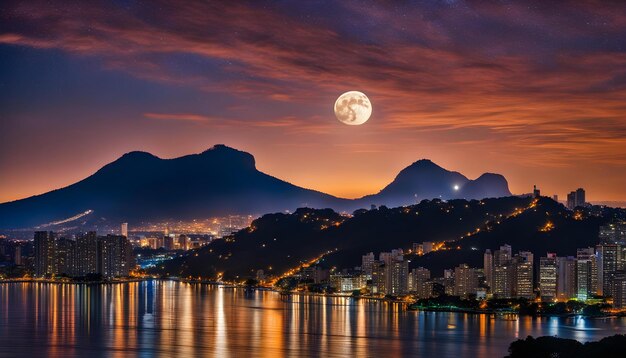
[2,1,626,203]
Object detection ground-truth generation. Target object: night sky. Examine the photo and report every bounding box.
[1,1,626,203]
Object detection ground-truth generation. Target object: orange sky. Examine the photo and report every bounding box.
[1,1,626,203]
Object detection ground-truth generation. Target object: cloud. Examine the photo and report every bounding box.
[2,0,626,181]
[143,112,214,123]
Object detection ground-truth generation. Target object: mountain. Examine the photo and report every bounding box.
[0,145,348,228]
[156,197,617,281]
[356,159,511,207]
[156,197,532,279]
[0,145,511,229]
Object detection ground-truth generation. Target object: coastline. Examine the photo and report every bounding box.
[3,278,624,319]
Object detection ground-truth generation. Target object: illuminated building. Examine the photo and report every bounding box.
[576,247,598,300]
[557,256,577,301]
[76,231,98,275]
[443,269,455,295]
[164,235,175,251]
[56,237,77,276]
[409,267,431,298]
[330,273,365,292]
[361,252,375,278]
[597,243,624,296]
[379,249,403,266]
[599,222,626,245]
[371,261,386,294]
[539,253,558,300]
[492,245,513,298]
[385,259,409,295]
[34,231,56,276]
[453,264,478,298]
[412,243,423,255]
[178,234,190,250]
[14,245,22,266]
[98,235,133,278]
[612,272,626,309]
[121,222,128,238]
[483,249,493,290]
[513,251,534,299]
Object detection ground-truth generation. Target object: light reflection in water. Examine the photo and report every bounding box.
[1,282,626,357]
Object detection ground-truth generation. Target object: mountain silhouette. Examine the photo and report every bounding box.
[357,159,511,207]
[0,145,511,229]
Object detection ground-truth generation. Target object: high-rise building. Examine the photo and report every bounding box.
[494,245,512,265]
[443,269,455,296]
[513,251,534,299]
[121,223,128,238]
[454,264,478,299]
[567,192,576,210]
[76,231,98,276]
[576,247,598,300]
[566,188,586,210]
[361,252,375,278]
[14,245,22,265]
[164,236,175,251]
[575,188,586,207]
[597,243,624,297]
[56,237,77,276]
[533,185,541,198]
[552,194,558,202]
[483,249,493,290]
[539,253,558,300]
[385,259,409,296]
[98,235,133,278]
[599,222,626,245]
[492,245,513,298]
[371,261,386,294]
[34,231,56,277]
[557,256,577,301]
[178,235,190,251]
[380,249,403,266]
[611,271,626,309]
[409,267,431,298]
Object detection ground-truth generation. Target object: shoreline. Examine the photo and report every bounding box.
[3,279,625,319]
[0,278,149,285]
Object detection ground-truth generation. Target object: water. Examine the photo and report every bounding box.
[1,281,625,357]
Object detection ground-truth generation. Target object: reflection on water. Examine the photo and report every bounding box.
[1,281,625,357]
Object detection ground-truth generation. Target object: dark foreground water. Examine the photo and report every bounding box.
[1,281,625,357]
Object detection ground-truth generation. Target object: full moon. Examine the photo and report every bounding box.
[334,91,372,125]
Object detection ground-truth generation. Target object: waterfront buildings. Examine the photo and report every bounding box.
[34,231,134,278]
[361,252,375,278]
[76,231,98,275]
[576,247,598,300]
[386,259,409,295]
[483,249,493,290]
[409,267,431,298]
[556,256,577,301]
[34,231,56,276]
[539,253,558,300]
[513,251,534,299]
[453,264,478,298]
[597,243,624,296]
